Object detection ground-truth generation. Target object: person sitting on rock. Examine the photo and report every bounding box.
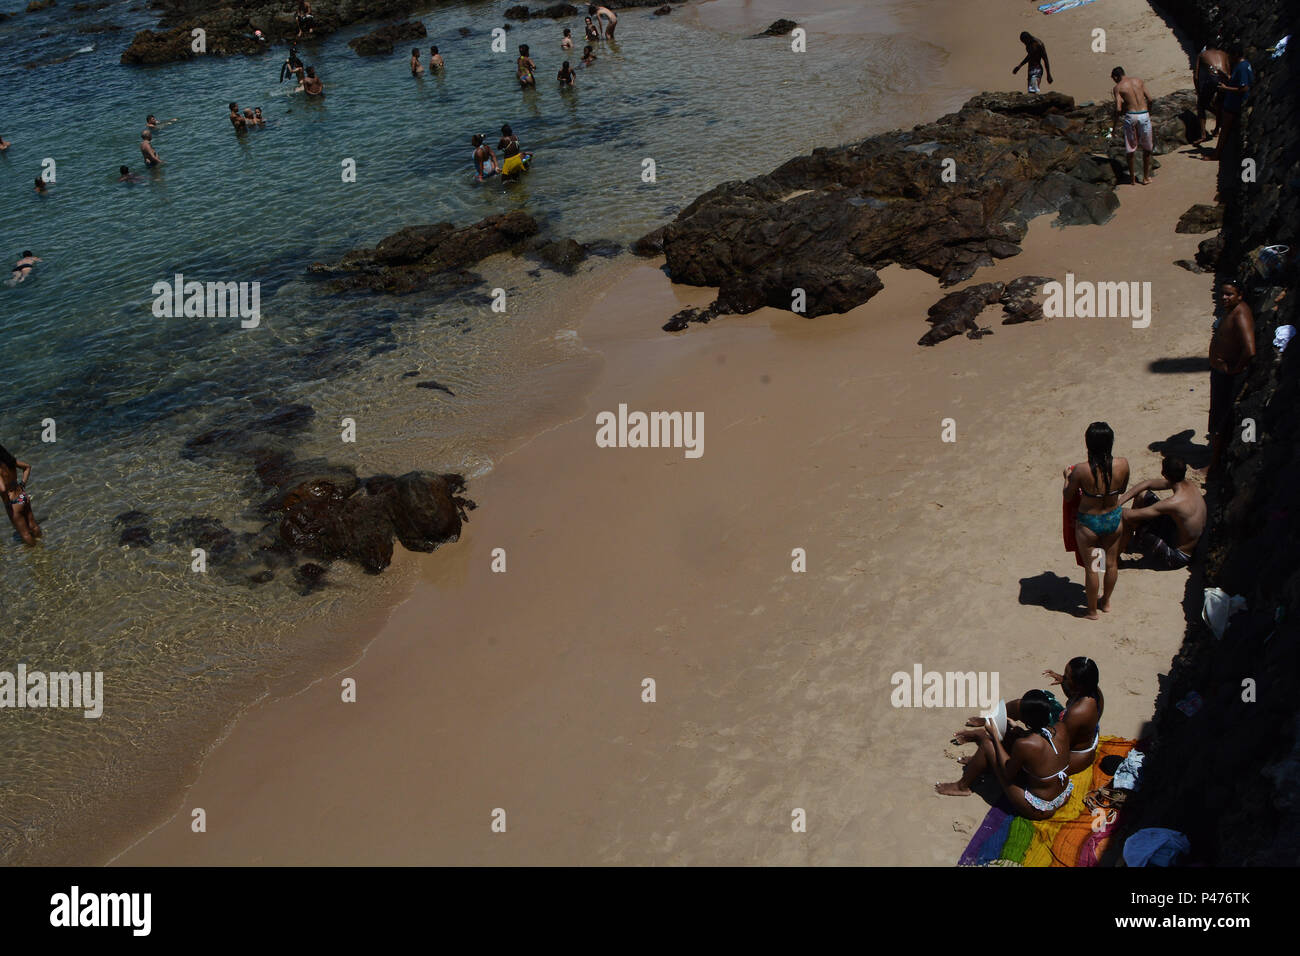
[1012,32,1052,93]
[295,0,315,38]
[1119,456,1205,569]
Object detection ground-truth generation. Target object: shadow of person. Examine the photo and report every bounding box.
[1018,571,1085,615]
[1147,428,1210,470]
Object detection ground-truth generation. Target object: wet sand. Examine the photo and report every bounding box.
[112,0,1212,865]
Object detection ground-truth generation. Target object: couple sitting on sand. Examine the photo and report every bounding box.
[937,657,1103,820]
[1063,422,1205,620]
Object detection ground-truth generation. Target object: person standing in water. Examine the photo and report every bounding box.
[498,124,531,179]
[0,443,41,545]
[34,177,47,194]
[301,66,323,95]
[1111,66,1154,185]
[561,28,573,50]
[558,61,576,87]
[118,165,142,183]
[429,46,444,72]
[471,134,499,181]
[410,48,424,76]
[0,135,10,151]
[590,4,618,40]
[516,44,536,88]
[584,16,600,43]
[140,129,163,167]
[1063,422,1130,620]
[1012,32,1052,93]
[581,45,597,67]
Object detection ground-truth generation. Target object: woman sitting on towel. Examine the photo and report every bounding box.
[936,689,1073,819]
[947,658,1104,785]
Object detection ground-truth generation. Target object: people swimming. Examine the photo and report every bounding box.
[300,66,323,95]
[1063,422,1130,620]
[561,27,573,50]
[0,134,9,151]
[254,107,265,126]
[517,44,537,88]
[589,4,618,40]
[1012,32,1052,93]
[10,251,39,283]
[410,48,424,76]
[429,46,444,72]
[34,177,47,194]
[581,45,597,67]
[280,46,305,84]
[498,124,532,179]
[1120,456,1205,569]
[0,443,41,545]
[140,129,163,167]
[558,61,576,87]
[584,16,600,43]
[936,688,1074,819]
[118,165,142,183]
[472,133,499,181]
[229,102,246,130]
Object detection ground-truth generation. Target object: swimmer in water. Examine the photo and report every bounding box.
[584,17,599,43]
[517,44,536,88]
[280,46,305,84]
[472,134,500,181]
[229,102,247,130]
[0,135,9,151]
[140,129,163,166]
[146,114,178,131]
[253,107,265,126]
[301,66,323,95]
[10,251,39,283]
[558,60,576,86]
[429,46,444,72]
[581,45,597,66]
[34,176,48,194]
[589,4,618,40]
[410,48,424,76]
[561,28,573,50]
[118,165,142,183]
[242,108,261,128]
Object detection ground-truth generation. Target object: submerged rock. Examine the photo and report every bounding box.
[759,19,796,36]
[348,20,426,56]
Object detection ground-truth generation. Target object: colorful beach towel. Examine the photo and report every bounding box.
[958,736,1135,867]
[1038,0,1100,13]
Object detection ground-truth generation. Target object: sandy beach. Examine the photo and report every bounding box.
[111,0,1216,865]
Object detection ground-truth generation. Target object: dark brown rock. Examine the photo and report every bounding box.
[1176,203,1225,234]
[348,20,427,56]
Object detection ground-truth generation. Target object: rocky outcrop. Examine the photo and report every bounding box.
[347,20,426,56]
[917,275,1052,345]
[642,90,1195,326]
[308,211,540,295]
[1104,0,1300,865]
[1175,202,1224,233]
[758,19,796,37]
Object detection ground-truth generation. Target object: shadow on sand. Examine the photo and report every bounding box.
[1019,571,1085,616]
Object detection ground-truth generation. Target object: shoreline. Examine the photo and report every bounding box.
[109,0,1212,865]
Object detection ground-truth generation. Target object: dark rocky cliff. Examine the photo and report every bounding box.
[1108,1,1300,864]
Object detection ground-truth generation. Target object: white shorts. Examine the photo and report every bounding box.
[1123,111,1154,154]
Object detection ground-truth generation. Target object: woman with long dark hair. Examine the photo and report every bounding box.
[1063,422,1129,619]
[0,442,41,545]
[940,656,1104,798]
[936,689,1073,819]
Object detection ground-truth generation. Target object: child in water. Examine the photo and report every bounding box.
[582,45,597,67]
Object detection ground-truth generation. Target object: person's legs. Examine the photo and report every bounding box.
[937,729,995,796]
[1100,529,1121,611]
[4,500,35,545]
[1143,148,1153,184]
[1075,522,1102,619]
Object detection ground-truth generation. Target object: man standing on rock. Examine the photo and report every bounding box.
[1111,66,1154,185]
[1208,281,1255,471]
[1012,33,1052,93]
[1193,44,1231,144]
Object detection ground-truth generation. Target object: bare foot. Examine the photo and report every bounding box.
[935,782,972,797]
[1138,178,1150,186]
[1099,597,1112,613]
[1080,608,1100,621]
[952,729,982,745]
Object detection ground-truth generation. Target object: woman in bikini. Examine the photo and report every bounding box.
[0,443,41,545]
[936,689,1073,819]
[1063,422,1129,620]
[941,657,1104,799]
[516,44,536,89]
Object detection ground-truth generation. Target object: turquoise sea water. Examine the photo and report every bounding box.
[0,0,947,861]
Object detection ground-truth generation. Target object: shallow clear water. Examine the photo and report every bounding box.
[0,0,947,860]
